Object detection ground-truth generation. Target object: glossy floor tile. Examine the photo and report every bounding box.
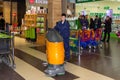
[15,37,114,80]
[15,56,54,80]
[30,38,120,80]
[0,37,115,80]
[15,49,79,80]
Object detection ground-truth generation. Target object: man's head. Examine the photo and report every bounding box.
[61,13,66,21]
[95,15,98,19]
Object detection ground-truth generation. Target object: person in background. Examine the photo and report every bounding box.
[78,15,83,29]
[0,13,5,31]
[102,16,112,43]
[94,15,101,30]
[54,13,70,61]
[89,18,95,29]
[85,15,89,29]
[80,15,89,29]
[78,15,83,24]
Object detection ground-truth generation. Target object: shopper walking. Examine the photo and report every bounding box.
[85,15,89,29]
[89,18,95,29]
[0,13,5,31]
[102,16,112,43]
[94,15,101,30]
[79,15,89,29]
[54,13,70,61]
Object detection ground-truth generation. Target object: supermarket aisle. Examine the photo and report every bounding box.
[0,37,115,80]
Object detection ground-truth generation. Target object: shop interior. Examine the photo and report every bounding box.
[67,0,120,40]
[1,0,120,45]
[1,0,120,80]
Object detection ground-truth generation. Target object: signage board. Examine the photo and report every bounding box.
[118,7,120,10]
[104,6,110,10]
[76,0,102,3]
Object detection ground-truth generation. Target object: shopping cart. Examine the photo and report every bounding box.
[0,31,15,68]
[79,29,91,49]
[90,28,103,49]
[69,30,79,53]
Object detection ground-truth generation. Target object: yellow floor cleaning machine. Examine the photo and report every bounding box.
[45,29,65,76]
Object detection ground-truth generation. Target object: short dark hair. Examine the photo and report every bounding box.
[61,13,66,17]
[96,15,98,17]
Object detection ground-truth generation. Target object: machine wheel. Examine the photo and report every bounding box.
[42,61,48,67]
[2,55,10,65]
[57,72,65,76]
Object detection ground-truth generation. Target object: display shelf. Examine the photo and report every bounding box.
[24,14,46,29]
[36,14,47,46]
[36,14,47,34]
[23,14,47,45]
[24,14,37,27]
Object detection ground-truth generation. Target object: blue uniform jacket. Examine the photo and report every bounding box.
[54,20,70,39]
[54,20,70,59]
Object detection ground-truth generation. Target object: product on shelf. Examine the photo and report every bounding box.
[40,23,44,28]
[37,17,41,22]
[40,17,44,22]
[37,23,41,27]
[40,28,45,33]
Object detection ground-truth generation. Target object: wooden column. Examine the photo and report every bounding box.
[48,0,62,28]
[3,1,17,24]
[0,1,3,13]
[62,0,67,14]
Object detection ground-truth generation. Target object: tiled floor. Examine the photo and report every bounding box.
[1,37,119,80]
[31,38,120,80]
[0,63,25,80]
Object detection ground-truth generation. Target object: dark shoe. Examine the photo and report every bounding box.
[107,40,109,43]
[101,40,105,42]
[65,58,70,62]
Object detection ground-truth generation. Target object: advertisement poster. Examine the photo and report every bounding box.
[106,9,113,18]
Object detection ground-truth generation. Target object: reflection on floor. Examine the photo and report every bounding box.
[0,63,25,80]
[31,46,46,53]
[31,38,120,80]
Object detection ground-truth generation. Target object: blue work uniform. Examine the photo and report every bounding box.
[54,20,70,60]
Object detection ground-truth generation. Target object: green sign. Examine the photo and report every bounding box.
[104,6,109,10]
[118,7,120,10]
[76,0,102,3]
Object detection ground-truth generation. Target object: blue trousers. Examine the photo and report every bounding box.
[63,38,70,60]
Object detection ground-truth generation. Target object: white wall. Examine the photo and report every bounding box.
[76,1,120,16]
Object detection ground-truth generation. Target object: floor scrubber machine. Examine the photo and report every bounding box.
[45,29,65,76]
